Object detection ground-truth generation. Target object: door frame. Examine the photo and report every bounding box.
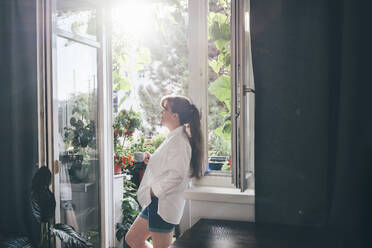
[37,0,114,246]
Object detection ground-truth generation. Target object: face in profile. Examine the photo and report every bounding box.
[160,102,172,126]
[160,101,179,128]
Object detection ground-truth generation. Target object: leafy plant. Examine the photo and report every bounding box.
[113,109,143,174]
[150,133,166,150]
[207,0,232,155]
[0,236,34,248]
[113,108,142,146]
[64,117,96,154]
[131,136,155,154]
[30,166,93,248]
[114,152,134,170]
[50,224,92,248]
[116,175,140,244]
[61,93,97,182]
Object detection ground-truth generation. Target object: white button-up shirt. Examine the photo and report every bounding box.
[137,126,192,224]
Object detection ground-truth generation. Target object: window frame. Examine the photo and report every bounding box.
[188,0,255,191]
[40,0,114,246]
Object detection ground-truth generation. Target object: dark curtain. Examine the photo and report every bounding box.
[0,0,39,245]
[252,0,371,245]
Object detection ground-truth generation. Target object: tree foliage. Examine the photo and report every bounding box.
[208,0,232,154]
[138,0,189,134]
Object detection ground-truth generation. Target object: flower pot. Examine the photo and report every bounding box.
[114,163,122,175]
[208,162,223,170]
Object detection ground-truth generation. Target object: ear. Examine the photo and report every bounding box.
[173,113,179,120]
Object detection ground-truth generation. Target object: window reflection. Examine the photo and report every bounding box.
[55,37,100,247]
[56,0,97,40]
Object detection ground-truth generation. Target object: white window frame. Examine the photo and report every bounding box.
[38,0,114,246]
[188,0,255,191]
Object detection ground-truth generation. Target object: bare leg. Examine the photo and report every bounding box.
[65,209,79,231]
[150,230,174,248]
[125,215,152,248]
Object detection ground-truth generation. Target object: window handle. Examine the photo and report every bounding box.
[243,86,255,94]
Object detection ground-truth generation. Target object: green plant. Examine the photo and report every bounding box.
[150,133,166,150]
[131,136,155,154]
[208,0,232,154]
[30,166,93,248]
[113,108,142,147]
[114,151,134,169]
[113,109,142,174]
[116,175,140,244]
[64,117,96,154]
[63,116,96,182]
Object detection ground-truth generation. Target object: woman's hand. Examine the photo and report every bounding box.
[144,151,151,164]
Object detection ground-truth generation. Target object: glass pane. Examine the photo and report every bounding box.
[207,0,232,172]
[56,0,97,40]
[111,0,189,176]
[244,0,254,188]
[54,37,100,247]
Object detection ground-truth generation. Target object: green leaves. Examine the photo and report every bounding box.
[209,59,223,74]
[31,189,56,224]
[208,74,231,111]
[135,47,152,72]
[50,223,93,248]
[113,70,131,92]
[31,166,56,223]
[115,176,141,242]
[214,126,231,144]
[122,197,140,217]
[0,237,34,248]
[115,223,131,242]
[208,12,230,42]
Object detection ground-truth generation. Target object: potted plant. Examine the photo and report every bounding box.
[114,151,135,175]
[63,117,96,182]
[115,174,140,248]
[113,109,142,175]
[31,166,93,248]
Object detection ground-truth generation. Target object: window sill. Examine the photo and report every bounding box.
[113,173,126,179]
[184,185,255,205]
[192,173,234,188]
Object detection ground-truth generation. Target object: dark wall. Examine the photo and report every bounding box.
[252,0,331,227]
[0,0,39,244]
[252,0,372,237]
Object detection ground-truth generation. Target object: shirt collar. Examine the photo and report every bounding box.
[167,125,184,139]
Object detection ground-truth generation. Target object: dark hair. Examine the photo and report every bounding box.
[161,95,204,178]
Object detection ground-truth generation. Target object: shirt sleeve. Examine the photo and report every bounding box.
[151,140,191,199]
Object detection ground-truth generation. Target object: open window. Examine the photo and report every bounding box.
[39,1,254,245]
[188,0,254,191]
[109,0,254,192]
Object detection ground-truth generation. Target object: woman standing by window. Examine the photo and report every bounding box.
[125,95,203,248]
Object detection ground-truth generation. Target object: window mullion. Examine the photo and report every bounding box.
[231,0,240,189]
[188,0,208,174]
[232,0,254,192]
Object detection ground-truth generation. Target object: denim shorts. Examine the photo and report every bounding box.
[139,196,175,233]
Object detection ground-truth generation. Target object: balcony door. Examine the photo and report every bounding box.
[49,0,103,247]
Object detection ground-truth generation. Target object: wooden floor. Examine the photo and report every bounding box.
[170,219,356,248]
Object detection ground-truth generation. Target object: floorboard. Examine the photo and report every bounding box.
[170,219,356,248]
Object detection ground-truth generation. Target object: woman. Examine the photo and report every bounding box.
[125,95,203,248]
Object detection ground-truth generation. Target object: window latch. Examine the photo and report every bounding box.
[243,86,255,94]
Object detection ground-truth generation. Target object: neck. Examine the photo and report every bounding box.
[167,123,181,132]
